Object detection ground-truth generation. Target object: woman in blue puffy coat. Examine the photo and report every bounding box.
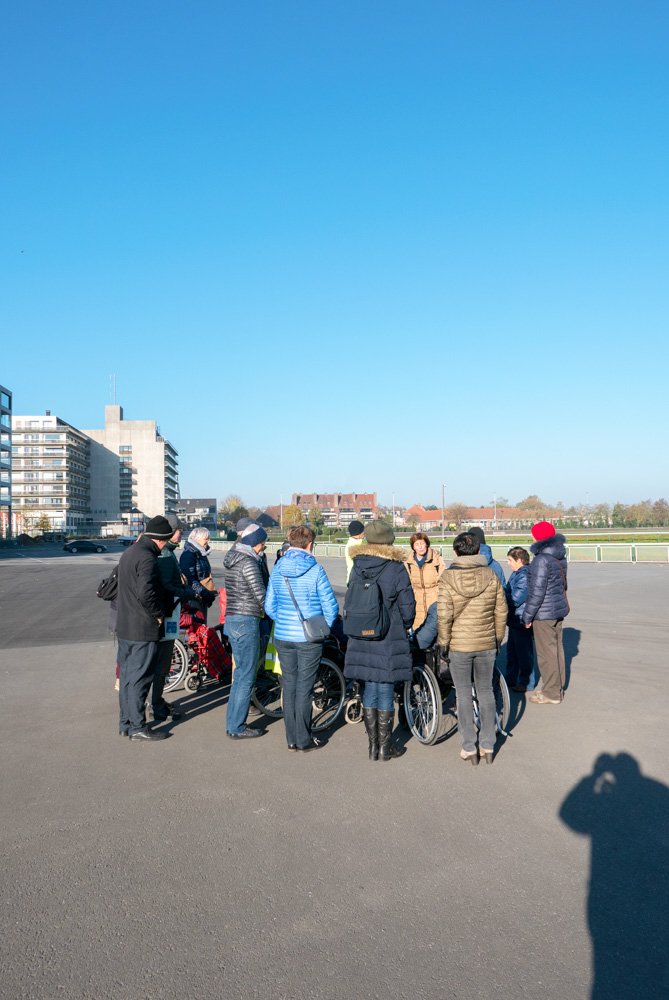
[522,521,569,705]
[344,520,416,762]
[264,525,339,752]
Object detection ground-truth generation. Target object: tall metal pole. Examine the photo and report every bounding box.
[441,483,446,541]
[493,492,497,532]
[392,492,396,528]
[280,494,283,530]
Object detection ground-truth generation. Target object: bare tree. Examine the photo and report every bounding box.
[446,502,468,529]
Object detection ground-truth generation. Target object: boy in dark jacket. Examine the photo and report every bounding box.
[504,546,534,693]
[522,521,569,705]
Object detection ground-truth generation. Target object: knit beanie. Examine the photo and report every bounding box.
[469,526,486,545]
[144,516,175,539]
[241,524,268,548]
[531,520,556,541]
[364,520,395,545]
[348,519,365,537]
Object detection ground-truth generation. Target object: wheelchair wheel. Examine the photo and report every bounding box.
[252,669,283,719]
[163,638,188,693]
[344,697,363,725]
[311,657,346,733]
[403,662,454,745]
[184,673,200,693]
[471,665,511,736]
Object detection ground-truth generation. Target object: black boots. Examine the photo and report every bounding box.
[377,710,406,762]
[363,707,379,761]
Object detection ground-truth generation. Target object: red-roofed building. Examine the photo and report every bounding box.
[292,492,377,528]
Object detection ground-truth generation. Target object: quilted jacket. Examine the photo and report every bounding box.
[522,535,569,623]
[344,544,416,685]
[505,565,529,627]
[437,554,507,653]
[404,546,445,630]
[264,548,339,642]
[223,543,266,618]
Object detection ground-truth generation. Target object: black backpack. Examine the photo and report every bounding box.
[96,564,119,602]
[342,562,391,640]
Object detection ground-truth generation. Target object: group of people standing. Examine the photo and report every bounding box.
[114,511,569,764]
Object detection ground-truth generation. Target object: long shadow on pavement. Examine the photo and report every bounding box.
[559,752,669,1000]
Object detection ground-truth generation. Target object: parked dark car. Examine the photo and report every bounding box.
[63,540,108,554]
[118,536,138,547]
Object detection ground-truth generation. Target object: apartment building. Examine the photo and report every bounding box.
[292,492,377,528]
[11,412,91,534]
[176,498,217,531]
[83,405,179,523]
[0,385,12,538]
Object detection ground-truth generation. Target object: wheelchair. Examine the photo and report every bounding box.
[162,624,230,694]
[251,634,347,734]
[403,645,510,745]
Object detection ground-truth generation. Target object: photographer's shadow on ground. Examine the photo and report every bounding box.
[559,753,668,1000]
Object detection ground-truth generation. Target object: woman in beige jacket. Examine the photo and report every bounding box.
[437,532,507,764]
[404,532,445,649]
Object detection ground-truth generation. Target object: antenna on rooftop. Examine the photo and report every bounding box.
[110,374,117,404]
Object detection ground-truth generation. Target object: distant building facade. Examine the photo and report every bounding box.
[176,498,217,531]
[292,492,377,528]
[0,385,12,538]
[83,405,179,523]
[11,412,91,534]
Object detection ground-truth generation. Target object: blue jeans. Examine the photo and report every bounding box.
[224,615,261,735]
[415,602,438,650]
[449,649,497,752]
[362,680,394,712]
[274,638,322,748]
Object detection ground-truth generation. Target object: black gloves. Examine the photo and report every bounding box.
[202,588,218,607]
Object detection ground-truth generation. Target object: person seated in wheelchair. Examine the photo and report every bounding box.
[179,527,231,683]
[437,531,507,765]
[404,532,445,650]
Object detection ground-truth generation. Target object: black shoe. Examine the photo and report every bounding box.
[129,728,169,742]
[227,727,265,739]
[287,744,298,752]
[153,704,183,722]
[297,738,325,753]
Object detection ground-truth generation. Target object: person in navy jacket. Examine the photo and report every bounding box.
[504,546,534,692]
[469,526,506,585]
[264,524,339,752]
[522,521,569,704]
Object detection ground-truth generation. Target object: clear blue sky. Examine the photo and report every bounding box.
[2,1,667,510]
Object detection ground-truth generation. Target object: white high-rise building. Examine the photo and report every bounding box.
[83,405,178,522]
[1,385,13,538]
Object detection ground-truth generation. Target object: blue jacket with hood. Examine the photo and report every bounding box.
[264,547,339,642]
[479,542,506,586]
[522,534,569,623]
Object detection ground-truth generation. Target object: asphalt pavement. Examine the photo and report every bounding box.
[0,546,667,1000]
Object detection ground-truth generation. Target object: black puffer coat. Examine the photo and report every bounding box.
[344,544,416,685]
[522,534,570,623]
[116,534,165,642]
[223,543,266,618]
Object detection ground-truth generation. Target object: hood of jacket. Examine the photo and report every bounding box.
[274,547,317,579]
[479,543,497,567]
[223,543,260,570]
[446,554,496,598]
[530,534,567,560]
[351,544,408,578]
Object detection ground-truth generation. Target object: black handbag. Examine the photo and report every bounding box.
[284,578,330,642]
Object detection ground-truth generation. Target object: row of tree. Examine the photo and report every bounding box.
[218,494,669,533]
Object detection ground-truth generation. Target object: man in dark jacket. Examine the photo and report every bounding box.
[223,524,268,738]
[522,521,569,704]
[116,516,175,741]
[151,514,197,723]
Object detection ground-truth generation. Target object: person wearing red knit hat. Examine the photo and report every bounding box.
[521,520,569,704]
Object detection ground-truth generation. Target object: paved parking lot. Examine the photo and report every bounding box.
[0,548,667,1000]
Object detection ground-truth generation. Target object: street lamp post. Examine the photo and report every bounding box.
[441,483,446,541]
[280,494,283,530]
[493,492,497,533]
[392,492,396,529]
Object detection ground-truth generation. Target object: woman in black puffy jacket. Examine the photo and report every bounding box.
[344,520,415,762]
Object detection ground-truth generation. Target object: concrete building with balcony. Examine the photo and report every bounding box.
[176,498,217,531]
[11,412,91,534]
[83,405,179,523]
[0,385,12,538]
